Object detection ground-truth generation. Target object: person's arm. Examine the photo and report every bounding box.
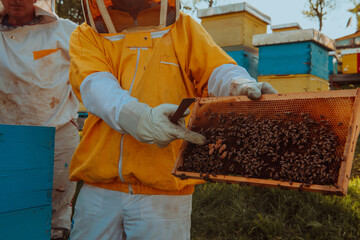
[69,25,205,147]
[208,64,277,99]
[172,14,277,99]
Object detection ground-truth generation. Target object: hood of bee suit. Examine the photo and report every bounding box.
[81,0,180,33]
[0,0,56,24]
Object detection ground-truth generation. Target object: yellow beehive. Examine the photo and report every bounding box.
[342,53,359,74]
[197,2,270,49]
[258,74,329,93]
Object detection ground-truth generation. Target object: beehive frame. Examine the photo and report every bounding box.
[172,89,360,196]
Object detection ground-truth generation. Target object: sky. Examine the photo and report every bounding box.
[190,0,357,40]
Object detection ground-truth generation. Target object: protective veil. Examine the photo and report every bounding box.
[82,0,180,33]
[0,0,79,232]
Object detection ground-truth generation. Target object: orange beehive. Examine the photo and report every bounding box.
[172,89,360,196]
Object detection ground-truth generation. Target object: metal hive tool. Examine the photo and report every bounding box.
[172,89,360,196]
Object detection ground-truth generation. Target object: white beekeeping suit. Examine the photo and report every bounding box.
[0,0,79,239]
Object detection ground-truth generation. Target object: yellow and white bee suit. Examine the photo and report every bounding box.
[68,0,277,239]
[0,1,79,234]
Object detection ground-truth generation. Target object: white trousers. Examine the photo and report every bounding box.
[70,184,192,240]
[52,120,79,230]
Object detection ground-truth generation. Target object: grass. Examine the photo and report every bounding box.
[191,180,360,240]
[190,136,360,240]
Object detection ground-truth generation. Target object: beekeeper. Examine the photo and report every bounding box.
[0,0,79,239]
[68,0,277,239]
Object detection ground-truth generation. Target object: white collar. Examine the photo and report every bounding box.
[0,5,58,25]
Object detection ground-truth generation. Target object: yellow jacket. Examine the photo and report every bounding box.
[69,12,236,195]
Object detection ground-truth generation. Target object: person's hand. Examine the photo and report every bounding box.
[229,77,278,100]
[119,102,206,148]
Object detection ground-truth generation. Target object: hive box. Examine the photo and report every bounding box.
[341,48,360,74]
[328,55,338,75]
[198,2,270,49]
[0,124,55,240]
[258,74,329,93]
[253,29,335,80]
[224,46,259,79]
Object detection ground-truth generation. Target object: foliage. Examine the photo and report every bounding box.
[347,0,360,31]
[302,0,336,31]
[55,0,84,25]
[181,0,218,15]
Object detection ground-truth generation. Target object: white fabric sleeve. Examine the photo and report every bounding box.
[208,64,257,97]
[80,71,138,133]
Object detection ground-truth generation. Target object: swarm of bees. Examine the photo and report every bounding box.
[177,111,343,186]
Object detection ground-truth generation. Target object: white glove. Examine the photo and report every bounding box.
[229,77,278,100]
[208,64,278,99]
[118,101,206,148]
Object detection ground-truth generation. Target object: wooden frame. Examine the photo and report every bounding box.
[172,89,360,196]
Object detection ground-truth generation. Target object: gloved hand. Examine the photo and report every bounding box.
[119,101,206,148]
[229,77,278,100]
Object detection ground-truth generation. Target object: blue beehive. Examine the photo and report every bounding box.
[328,55,338,75]
[0,124,55,240]
[253,29,335,80]
[226,49,259,79]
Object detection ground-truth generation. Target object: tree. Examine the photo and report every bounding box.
[347,0,360,31]
[55,0,84,25]
[181,0,218,15]
[302,0,336,32]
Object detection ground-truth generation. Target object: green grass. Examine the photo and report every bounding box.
[191,180,360,240]
[190,135,360,240]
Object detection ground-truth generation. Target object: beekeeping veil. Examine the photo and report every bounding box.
[0,0,54,15]
[81,0,180,33]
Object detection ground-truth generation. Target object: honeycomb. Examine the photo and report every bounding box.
[173,90,360,196]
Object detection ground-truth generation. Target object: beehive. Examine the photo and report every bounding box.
[342,53,360,74]
[172,89,360,196]
[253,29,335,80]
[0,124,55,240]
[258,74,329,93]
[328,55,338,75]
[198,2,270,49]
[224,46,259,79]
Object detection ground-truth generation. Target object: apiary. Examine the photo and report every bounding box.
[0,124,55,240]
[172,89,360,196]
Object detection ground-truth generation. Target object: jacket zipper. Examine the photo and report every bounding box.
[118,48,141,194]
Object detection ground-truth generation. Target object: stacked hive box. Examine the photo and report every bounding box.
[0,125,55,240]
[197,2,271,79]
[253,27,335,93]
[328,53,338,75]
[341,48,360,74]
